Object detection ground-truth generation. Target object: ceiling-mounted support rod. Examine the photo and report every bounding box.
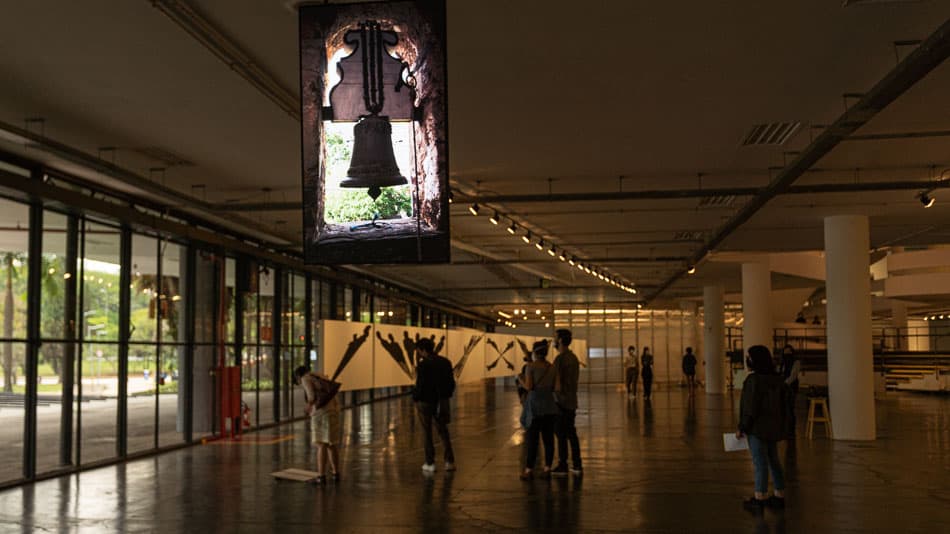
[149,0,300,120]
[648,16,950,304]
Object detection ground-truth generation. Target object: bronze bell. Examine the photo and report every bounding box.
[341,114,407,200]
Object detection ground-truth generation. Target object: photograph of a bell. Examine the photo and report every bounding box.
[341,114,407,200]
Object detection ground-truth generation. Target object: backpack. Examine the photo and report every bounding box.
[306,373,342,410]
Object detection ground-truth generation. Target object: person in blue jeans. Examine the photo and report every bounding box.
[737,345,791,511]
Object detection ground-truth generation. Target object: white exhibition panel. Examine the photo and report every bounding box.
[573,339,589,368]
[321,320,374,391]
[446,328,486,384]
[483,333,520,378]
[373,323,417,388]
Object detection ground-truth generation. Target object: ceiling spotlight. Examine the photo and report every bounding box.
[576,262,584,271]
[558,251,566,261]
[522,231,531,244]
[637,303,643,309]
[687,266,696,274]
[469,203,480,216]
[568,256,576,266]
[536,309,541,315]
[547,245,556,257]
[448,190,454,204]
[489,211,500,224]
[536,239,544,251]
[507,222,517,234]
[919,191,936,208]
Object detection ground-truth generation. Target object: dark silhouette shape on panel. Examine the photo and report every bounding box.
[453,334,484,379]
[486,338,515,371]
[377,331,414,379]
[331,325,371,382]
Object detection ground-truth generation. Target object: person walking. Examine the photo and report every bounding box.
[737,345,792,511]
[551,329,583,477]
[293,366,342,485]
[519,340,560,480]
[413,337,456,473]
[682,347,698,394]
[641,346,654,400]
[624,345,639,396]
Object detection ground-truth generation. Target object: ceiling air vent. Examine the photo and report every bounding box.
[741,122,801,146]
[697,195,736,209]
[673,230,705,241]
[129,146,194,167]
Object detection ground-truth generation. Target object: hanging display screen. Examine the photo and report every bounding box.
[300,0,449,264]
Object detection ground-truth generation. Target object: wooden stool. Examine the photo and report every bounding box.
[806,397,833,439]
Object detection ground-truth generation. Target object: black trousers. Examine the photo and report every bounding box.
[642,371,653,398]
[555,407,582,469]
[417,402,454,465]
[525,414,557,469]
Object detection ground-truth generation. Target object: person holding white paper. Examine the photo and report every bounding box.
[737,345,792,511]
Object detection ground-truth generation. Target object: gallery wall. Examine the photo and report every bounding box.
[318,320,585,391]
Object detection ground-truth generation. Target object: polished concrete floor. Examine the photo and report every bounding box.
[1,383,949,533]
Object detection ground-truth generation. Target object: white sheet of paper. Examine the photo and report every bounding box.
[723,433,749,452]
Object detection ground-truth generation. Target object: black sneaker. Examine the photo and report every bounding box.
[743,497,767,512]
[768,495,785,509]
[550,464,569,477]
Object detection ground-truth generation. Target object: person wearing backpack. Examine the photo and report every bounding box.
[413,337,457,473]
[736,345,791,511]
[294,365,342,485]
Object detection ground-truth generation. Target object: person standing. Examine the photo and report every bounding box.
[413,336,456,473]
[624,345,639,396]
[551,329,582,477]
[737,345,791,511]
[682,347,698,394]
[294,366,342,485]
[641,346,654,400]
[780,344,801,437]
[519,340,559,480]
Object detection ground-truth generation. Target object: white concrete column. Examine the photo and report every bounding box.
[825,215,876,440]
[891,300,908,351]
[703,286,725,394]
[741,258,772,350]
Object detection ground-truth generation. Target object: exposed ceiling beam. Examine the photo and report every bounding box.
[149,0,299,119]
[210,179,950,211]
[449,257,689,265]
[649,17,950,303]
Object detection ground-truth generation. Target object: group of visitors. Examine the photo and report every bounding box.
[624,345,655,398]
[291,325,800,513]
[625,345,699,398]
[516,329,583,479]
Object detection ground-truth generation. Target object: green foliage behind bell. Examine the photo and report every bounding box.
[325,186,412,223]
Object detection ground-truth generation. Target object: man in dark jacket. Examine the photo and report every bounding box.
[413,337,456,473]
[737,345,791,511]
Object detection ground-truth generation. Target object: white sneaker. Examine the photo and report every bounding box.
[444,462,456,472]
[422,463,436,473]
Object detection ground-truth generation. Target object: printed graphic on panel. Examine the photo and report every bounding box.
[454,333,484,379]
[300,0,449,264]
[446,328,485,384]
[485,338,516,372]
[321,321,374,391]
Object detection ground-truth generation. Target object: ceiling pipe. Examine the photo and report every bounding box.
[450,257,689,265]
[149,0,300,120]
[210,178,950,211]
[648,17,950,304]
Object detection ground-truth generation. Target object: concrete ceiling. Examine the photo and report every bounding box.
[2,0,950,323]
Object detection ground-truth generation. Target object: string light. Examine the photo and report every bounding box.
[469,204,637,293]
